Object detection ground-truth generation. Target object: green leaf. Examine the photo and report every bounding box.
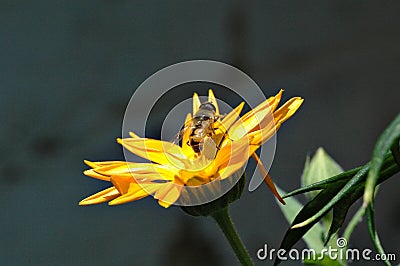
[302,148,344,200]
[338,154,396,242]
[283,166,362,199]
[292,154,398,229]
[275,161,369,266]
[366,202,391,266]
[276,186,325,252]
[324,182,365,245]
[292,165,369,229]
[391,138,400,166]
[276,153,400,265]
[274,183,346,266]
[364,113,400,206]
[301,148,344,236]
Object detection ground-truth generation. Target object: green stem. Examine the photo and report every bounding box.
[211,207,253,266]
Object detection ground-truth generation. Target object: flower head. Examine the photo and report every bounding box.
[80,90,303,208]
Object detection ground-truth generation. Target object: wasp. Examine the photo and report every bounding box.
[173,101,222,156]
[188,102,219,153]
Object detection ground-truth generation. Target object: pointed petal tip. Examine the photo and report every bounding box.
[158,200,173,208]
[291,97,305,109]
[208,89,216,100]
[83,169,91,176]
[78,199,97,206]
[108,201,118,206]
[83,160,96,168]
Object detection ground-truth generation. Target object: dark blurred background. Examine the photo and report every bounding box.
[1,1,399,265]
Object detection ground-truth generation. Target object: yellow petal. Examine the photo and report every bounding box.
[87,162,129,175]
[192,92,201,115]
[111,175,135,194]
[273,97,304,124]
[213,137,246,168]
[266,89,283,112]
[246,97,304,146]
[238,89,283,124]
[83,160,130,180]
[255,89,283,114]
[84,160,126,168]
[230,108,271,140]
[182,113,195,159]
[215,101,244,136]
[84,160,98,169]
[154,182,173,200]
[185,176,210,186]
[155,181,184,208]
[79,187,120,205]
[212,135,257,179]
[226,121,248,142]
[93,162,176,178]
[158,184,183,208]
[83,169,111,181]
[84,161,171,182]
[228,90,283,140]
[118,138,188,169]
[208,89,220,115]
[253,91,283,132]
[248,121,281,146]
[109,183,162,205]
[217,142,259,179]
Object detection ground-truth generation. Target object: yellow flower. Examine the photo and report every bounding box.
[79,90,303,208]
